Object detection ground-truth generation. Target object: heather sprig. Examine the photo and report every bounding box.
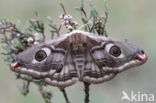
[0,1,109,103]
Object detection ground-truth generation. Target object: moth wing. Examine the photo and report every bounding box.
[82,51,116,84]
[43,35,79,87]
[82,34,117,84]
[43,53,78,88]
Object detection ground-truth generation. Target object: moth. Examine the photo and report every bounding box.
[10,30,148,88]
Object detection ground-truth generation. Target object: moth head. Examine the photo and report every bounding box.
[92,39,148,72]
[10,44,64,78]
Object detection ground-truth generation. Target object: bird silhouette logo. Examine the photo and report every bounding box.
[121,91,131,101]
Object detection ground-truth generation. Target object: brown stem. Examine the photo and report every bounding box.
[80,7,91,31]
[53,25,60,37]
[60,88,70,103]
[1,30,10,46]
[89,22,95,33]
[60,3,67,14]
[42,33,46,41]
[16,74,52,103]
[38,85,52,103]
[22,80,30,96]
[84,82,90,103]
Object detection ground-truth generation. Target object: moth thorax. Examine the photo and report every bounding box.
[73,54,85,80]
[69,33,87,54]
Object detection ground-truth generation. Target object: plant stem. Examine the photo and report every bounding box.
[38,85,52,103]
[60,88,70,103]
[84,82,90,103]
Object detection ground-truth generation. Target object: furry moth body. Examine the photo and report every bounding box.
[10,30,148,88]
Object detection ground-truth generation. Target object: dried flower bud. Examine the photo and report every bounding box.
[65,20,69,24]
[0,29,4,33]
[33,33,40,37]
[60,13,77,31]
[34,41,39,45]
[59,14,64,19]
[67,25,73,31]
[73,21,78,26]
[17,33,21,37]
[64,14,72,20]
[33,33,40,41]
[27,37,34,43]
[35,37,40,41]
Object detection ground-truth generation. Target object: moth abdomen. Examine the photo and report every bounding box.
[73,54,86,80]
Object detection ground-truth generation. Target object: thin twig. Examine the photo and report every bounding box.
[60,3,67,14]
[52,25,61,37]
[60,88,70,103]
[33,11,46,42]
[22,80,30,96]
[1,30,11,47]
[16,74,53,103]
[89,21,95,33]
[42,32,46,42]
[79,3,91,31]
[84,82,90,103]
[38,85,52,103]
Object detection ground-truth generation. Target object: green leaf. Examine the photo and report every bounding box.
[50,31,55,39]
[3,18,8,25]
[4,57,12,62]
[104,0,109,12]
[49,24,55,29]
[16,20,21,31]
[47,16,52,23]
[60,3,64,10]
[75,7,81,11]
[89,0,98,18]
[2,46,11,51]
[29,20,35,26]
[81,0,84,8]
[58,25,62,31]
[124,38,128,42]
[45,98,51,103]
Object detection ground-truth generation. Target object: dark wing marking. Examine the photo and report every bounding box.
[44,64,78,87]
[44,52,79,87]
[82,50,116,84]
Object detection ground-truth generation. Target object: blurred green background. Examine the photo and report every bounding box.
[0,0,156,103]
